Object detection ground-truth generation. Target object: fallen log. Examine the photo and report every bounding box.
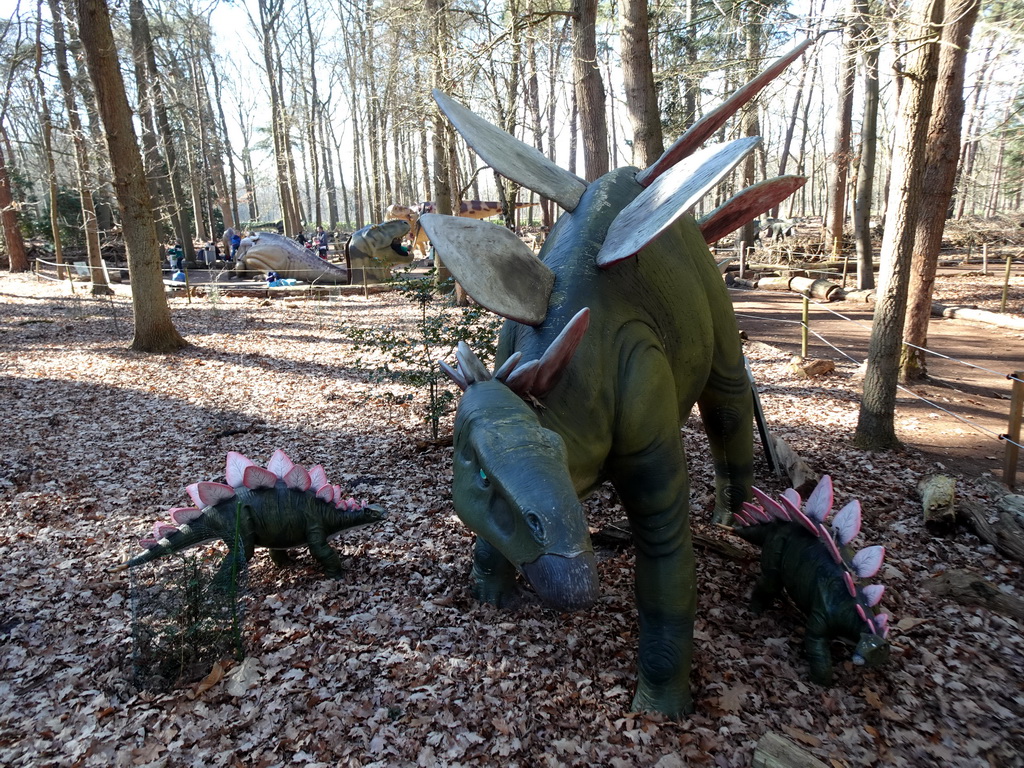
[931,303,1024,332]
[922,569,1024,621]
[959,478,1024,563]
[752,275,841,301]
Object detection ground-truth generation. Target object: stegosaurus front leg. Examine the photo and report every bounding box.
[471,537,520,607]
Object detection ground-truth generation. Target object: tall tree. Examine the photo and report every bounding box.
[855,0,944,450]
[34,0,63,277]
[827,0,859,252]
[253,0,301,235]
[900,0,981,380]
[75,0,186,352]
[852,0,879,290]
[0,23,28,273]
[736,6,763,251]
[131,0,194,262]
[48,0,110,294]
[620,0,663,168]
[572,0,608,181]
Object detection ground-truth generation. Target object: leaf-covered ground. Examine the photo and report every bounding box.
[0,274,1021,767]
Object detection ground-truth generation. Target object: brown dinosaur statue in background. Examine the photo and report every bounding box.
[384,200,536,256]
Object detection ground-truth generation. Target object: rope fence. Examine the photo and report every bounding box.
[22,253,1024,485]
[28,256,393,302]
[731,286,1024,486]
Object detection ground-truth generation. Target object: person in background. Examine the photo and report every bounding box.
[168,242,184,271]
[316,226,329,259]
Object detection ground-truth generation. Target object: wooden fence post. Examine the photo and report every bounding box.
[1004,371,1024,489]
[1001,256,1012,313]
[801,296,809,358]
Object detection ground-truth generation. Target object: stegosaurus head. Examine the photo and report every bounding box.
[853,631,890,669]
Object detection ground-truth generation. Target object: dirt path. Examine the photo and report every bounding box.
[730,284,1024,480]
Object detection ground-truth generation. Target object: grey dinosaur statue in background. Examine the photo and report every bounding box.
[234,231,350,284]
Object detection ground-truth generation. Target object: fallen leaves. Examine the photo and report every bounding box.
[0,275,1022,766]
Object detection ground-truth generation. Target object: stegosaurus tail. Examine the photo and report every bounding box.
[731,476,890,640]
[112,449,372,572]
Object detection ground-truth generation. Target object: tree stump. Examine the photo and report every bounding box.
[769,435,818,496]
[918,474,957,530]
[788,355,836,378]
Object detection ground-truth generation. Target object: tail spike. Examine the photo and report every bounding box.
[456,342,492,385]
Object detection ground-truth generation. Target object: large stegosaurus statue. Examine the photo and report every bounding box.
[416,40,813,716]
[112,450,386,581]
[731,476,890,684]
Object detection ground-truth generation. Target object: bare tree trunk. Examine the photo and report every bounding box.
[771,57,808,219]
[256,0,300,235]
[131,0,194,260]
[426,0,453,285]
[619,0,663,168]
[853,0,879,290]
[736,9,762,250]
[985,99,1011,216]
[34,6,63,277]
[525,41,549,227]
[954,27,997,219]
[128,0,175,246]
[855,0,943,450]
[49,0,110,294]
[827,0,859,251]
[75,0,186,352]
[319,112,339,227]
[572,0,608,181]
[0,138,27,273]
[202,44,237,231]
[900,0,980,380]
